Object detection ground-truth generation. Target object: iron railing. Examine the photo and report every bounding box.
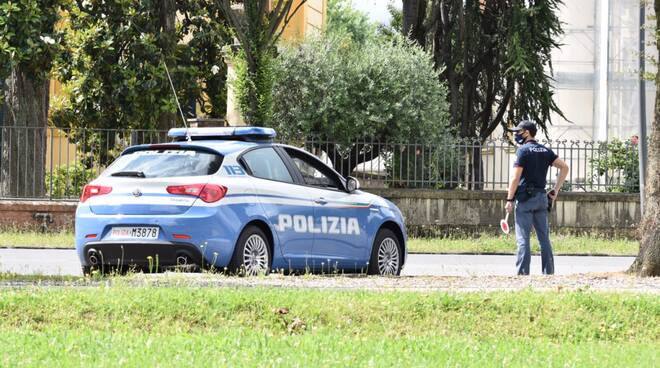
[0,126,640,200]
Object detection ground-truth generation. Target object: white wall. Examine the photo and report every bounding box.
[549,0,656,142]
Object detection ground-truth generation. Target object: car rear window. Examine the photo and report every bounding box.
[104,149,223,178]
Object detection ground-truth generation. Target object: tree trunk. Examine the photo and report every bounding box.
[629,6,660,275]
[402,0,427,46]
[628,85,660,276]
[1,66,49,198]
[157,0,178,131]
[470,145,484,190]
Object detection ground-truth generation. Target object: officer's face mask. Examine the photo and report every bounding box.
[514,131,526,145]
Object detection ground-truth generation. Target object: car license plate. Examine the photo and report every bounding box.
[111,227,159,240]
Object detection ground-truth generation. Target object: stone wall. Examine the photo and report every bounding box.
[0,190,641,237]
[0,201,77,232]
[366,189,640,238]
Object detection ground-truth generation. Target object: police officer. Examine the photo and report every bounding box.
[505,121,569,275]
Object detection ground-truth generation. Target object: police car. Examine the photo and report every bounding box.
[75,127,407,276]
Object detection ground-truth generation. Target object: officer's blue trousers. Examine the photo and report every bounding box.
[515,192,555,275]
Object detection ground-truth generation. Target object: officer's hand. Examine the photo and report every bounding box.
[505,201,514,213]
[548,189,558,201]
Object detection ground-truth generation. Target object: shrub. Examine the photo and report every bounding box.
[45,163,96,199]
[589,139,639,193]
[326,0,378,44]
[232,50,275,125]
[386,139,465,189]
[270,34,453,179]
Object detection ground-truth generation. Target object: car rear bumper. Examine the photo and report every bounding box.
[75,204,247,269]
[83,241,203,269]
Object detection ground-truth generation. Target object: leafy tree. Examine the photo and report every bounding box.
[217,0,306,125]
[378,2,403,39]
[270,34,451,177]
[326,0,377,43]
[0,0,68,197]
[328,0,403,43]
[402,0,564,140]
[629,0,660,277]
[401,0,565,187]
[54,0,177,131]
[55,0,231,129]
[176,0,232,119]
[52,0,232,163]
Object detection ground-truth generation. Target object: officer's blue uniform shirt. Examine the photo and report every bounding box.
[513,140,558,190]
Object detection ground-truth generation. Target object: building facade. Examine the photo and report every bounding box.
[548,0,655,142]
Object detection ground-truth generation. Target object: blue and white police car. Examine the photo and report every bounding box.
[75,127,407,276]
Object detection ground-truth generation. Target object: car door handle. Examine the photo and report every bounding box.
[314,197,327,205]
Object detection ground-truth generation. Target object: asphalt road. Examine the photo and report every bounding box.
[0,248,635,277]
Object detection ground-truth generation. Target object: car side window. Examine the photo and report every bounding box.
[241,147,294,183]
[284,148,341,190]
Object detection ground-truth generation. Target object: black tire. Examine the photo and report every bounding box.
[228,225,272,276]
[368,228,403,276]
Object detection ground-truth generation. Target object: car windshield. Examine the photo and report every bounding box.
[104,149,223,178]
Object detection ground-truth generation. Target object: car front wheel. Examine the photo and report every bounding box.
[368,228,402,276]
[229,225,271,276]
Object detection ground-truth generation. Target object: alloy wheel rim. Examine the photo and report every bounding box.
[377,237,400,275]
[243,234,269,276]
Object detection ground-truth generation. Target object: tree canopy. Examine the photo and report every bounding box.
[326,0,377,43]
[51,0,232,132]
[402,0,565,141]
[0,0,66,86]
[1,0,68,197]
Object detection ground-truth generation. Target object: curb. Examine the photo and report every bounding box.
[408,251,636,257]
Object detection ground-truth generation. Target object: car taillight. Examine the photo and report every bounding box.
[80,185,112,203]
[198,184,228,203]
[166,184,227,203]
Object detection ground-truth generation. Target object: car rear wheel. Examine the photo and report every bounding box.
[229,225,271,276]
[368,228,402,276]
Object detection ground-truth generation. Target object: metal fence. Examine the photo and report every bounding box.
[0,126,640,200]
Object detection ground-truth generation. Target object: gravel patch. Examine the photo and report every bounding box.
[139,272,660,293]
[1,272,658,293]
[6,272,654,292]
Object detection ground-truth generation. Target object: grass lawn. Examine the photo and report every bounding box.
[0,230,74,248]
[0,230,638,256]
[409,234,639,256]
[0,286,657,367]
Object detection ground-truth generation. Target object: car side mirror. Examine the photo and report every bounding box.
[346,176,360,192]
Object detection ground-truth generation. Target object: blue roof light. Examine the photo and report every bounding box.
[168,127,277,141]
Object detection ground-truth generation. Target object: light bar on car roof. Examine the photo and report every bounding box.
[167,127,277,141]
